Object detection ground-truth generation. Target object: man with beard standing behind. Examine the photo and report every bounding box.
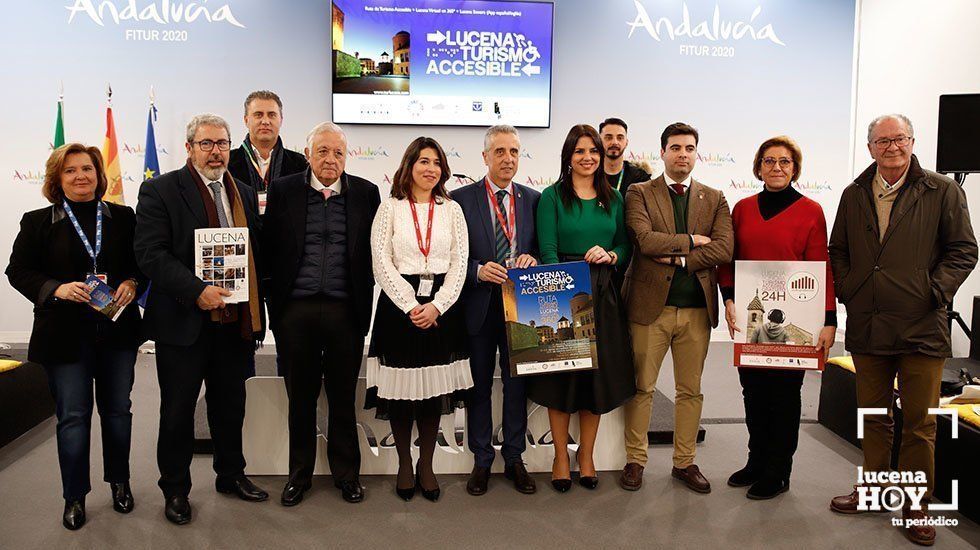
[135,114,268,525]
[600,117,651,193]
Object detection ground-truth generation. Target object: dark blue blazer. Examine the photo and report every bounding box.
[451,178,540,336]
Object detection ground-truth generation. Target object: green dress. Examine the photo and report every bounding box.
[526,184,636,414]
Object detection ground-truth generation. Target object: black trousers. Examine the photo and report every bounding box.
[276,296,363,485]
[155,322,250,498]
[738,367,805,480]
[466,287,528,468]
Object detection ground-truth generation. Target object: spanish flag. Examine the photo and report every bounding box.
[102,96,125,205]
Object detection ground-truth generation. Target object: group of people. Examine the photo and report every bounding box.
[6,90,976,547]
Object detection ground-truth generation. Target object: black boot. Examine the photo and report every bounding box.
[110,482,134,513]
[63,498,86,530]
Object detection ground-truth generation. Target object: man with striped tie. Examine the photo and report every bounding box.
[451,125,540,496]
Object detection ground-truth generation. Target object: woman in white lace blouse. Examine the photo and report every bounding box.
[367,136,472,502]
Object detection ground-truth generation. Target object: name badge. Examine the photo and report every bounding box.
[257,191,268,216]
[88,272,108,284]
[417,272,434,298]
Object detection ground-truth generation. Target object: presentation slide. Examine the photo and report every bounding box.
[331,0,554,127]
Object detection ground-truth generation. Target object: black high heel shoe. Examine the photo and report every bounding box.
[416,459,440,502]
[576,450,599,490]
[396,462,416,501]
[551,457,572,493]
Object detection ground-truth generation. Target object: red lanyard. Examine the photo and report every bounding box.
[408,198,435,259]
[484,180,516,243]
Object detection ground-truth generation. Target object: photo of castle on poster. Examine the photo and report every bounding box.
[332,1,411,95]
[734,260,826,370]
[502,261,598,377]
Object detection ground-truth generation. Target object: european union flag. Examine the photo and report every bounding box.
[142,104,160,181]
[137,102,160,309]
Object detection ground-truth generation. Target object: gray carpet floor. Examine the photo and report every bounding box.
[1,342,978,549]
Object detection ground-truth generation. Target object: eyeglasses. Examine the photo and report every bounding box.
[192,139,232,152]
[872,136,912,149]
[762,157,793,169]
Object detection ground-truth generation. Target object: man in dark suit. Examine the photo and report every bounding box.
[228,90,308,208]
[450,125,540,496]
[135,114,268,525]
[262,122,380,506]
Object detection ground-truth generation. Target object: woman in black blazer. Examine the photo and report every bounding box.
[5,143,146,530]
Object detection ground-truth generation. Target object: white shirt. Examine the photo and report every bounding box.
[371,197,469,315]
[196,167,234,225]
[310,172,342,197]
[251,143,272,179]
[664,171,692,193]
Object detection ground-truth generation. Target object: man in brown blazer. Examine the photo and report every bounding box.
[619,122,733,493]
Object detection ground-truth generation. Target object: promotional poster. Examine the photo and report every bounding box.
[194,228,250,303]
[734,260,826,370]
[502,261,597,376]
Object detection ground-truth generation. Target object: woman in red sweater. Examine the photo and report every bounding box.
[717,136,837,500]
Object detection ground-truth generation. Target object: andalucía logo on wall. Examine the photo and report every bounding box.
[12,170,44,185]
[627,1,785,54]
[348,146,390,160]
[65,0,246,29]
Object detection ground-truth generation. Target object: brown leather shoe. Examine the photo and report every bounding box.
[829,486,889,514]
[671,465,711,494]
[620,463,644,491]
[902,507,936,546]
[830,487,863,514]
[504,462,536,495]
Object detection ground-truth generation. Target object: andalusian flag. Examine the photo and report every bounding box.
[101,88,125,204]
[53,94,65,149]
[143,102,160,181]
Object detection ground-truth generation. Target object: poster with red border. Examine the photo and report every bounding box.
[734,260,826,371]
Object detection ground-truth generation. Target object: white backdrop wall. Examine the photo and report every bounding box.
[3,0,979,358]
[853,0,980,357]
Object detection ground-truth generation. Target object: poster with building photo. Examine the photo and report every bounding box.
[502,261,598,377]
[194,228,250,304]
[734,260,826,371]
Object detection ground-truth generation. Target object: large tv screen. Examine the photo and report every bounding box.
[330,0,554,127]
[937,94,980,174]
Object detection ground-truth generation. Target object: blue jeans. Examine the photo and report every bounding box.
[44,344,137,500]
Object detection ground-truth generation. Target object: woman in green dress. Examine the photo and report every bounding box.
[529,124,636,492]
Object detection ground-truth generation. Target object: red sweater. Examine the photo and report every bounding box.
[718,193,837,319]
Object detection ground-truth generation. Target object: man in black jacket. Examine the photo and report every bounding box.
[262,122,380,506]
[228,90,308,208]
[600,117,651,193]
[135,113,268,526]
[828,114,977,547]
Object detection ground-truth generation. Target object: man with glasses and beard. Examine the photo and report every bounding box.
[600,117,651,193]
[135,114,268,526]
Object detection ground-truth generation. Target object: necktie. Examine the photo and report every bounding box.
[321,188,334,201]
[669,183,686,196]
[494,189,512,263]
[208,181,230,228]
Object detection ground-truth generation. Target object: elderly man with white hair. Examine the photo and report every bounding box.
[828,114,977,546]
[261,121,381,506]
[135,113,268,525]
